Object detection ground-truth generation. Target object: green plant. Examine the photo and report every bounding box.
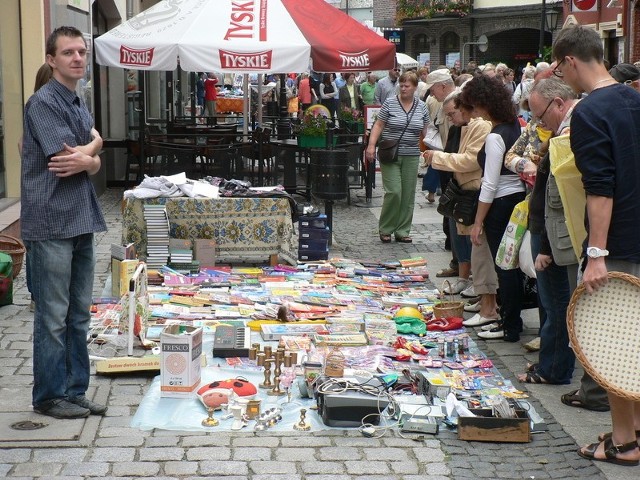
[295,110,331,137]
[397,0,471,23]
[338,106,363,123]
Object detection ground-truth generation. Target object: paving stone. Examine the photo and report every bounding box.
[304,476,351,480]
[185,447,232,461]
[317,446,362,461]
[273,447,317,461]
[344,460,390,475]
[389,460,420,474]
[280,436,333,447]
[233,447,272,461]
[89,447,136,462]
[142,435,182,447]
[300,460,346,474]
[248,460,297,474]
[0,449,31,463]
[163,460,199,476]
[333,437,382,447]
[95,436,145,447]
[411,446,445,463]
[137,447,184,461]
[251,476,301,480]
[111,461,161,477]
[13,462,63,476]
[182,436,233,447]
[363,447,410,461]
[60,462,110,477]
[32,448,88,463]
[199,460,249,476]
[232,436,280,447]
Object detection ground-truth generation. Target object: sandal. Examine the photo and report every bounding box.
[518,371,548,384]
[379,233,392,243]
[561,389,610,412]
[577,437,640,467]
[395,236,413,243]
[436,267,459,278]
[598,430,640,442]
[525,363,538,373]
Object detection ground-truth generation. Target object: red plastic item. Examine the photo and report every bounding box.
[426,316,464,331]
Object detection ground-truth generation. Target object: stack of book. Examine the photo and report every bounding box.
[143,204,170,269]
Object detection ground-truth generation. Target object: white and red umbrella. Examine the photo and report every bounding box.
[94,0,395,73]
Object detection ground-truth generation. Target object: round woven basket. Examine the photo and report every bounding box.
[0,234,25,279]
[432,280,465,319]
[567,271,640,401]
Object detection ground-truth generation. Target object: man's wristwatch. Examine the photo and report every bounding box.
[586,247,609,259]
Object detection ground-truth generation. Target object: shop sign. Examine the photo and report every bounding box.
[572,0,597,12]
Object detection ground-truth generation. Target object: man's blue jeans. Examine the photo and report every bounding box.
[26,234,96,408]
[530,233,575,384]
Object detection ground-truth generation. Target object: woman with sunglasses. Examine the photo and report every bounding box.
[459,75,527,342]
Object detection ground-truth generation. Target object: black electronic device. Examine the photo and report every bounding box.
[212,325,250,358]
[315,377,389,427]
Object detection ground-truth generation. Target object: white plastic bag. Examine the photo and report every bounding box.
[518,230,536,278]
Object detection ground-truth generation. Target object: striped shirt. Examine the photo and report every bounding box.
[21,78,106,241]
[377,96,430,156]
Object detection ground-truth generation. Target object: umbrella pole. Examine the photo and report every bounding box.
[277,73,291,140]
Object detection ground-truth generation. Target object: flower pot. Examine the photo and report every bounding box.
[345,121,365,134]
[297,135,337,148]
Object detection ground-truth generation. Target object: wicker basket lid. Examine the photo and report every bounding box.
[567,271,640,401]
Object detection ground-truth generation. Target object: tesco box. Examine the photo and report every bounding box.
[160,325,203,398]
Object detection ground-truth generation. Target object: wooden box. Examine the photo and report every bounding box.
[458,408,531,443]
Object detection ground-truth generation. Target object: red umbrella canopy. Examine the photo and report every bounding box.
[94,0,395,73]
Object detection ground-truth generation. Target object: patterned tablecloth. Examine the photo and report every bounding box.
[122,196,297,265]
[215,97,244,113]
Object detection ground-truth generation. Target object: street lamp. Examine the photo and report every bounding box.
[539,0,562,60]
[545,3,561,32]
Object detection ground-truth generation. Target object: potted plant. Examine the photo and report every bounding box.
[295,106,335,148]
[338,107,365,134]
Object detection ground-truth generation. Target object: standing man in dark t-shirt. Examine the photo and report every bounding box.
[552,25,640,467]
[22,26,107,420]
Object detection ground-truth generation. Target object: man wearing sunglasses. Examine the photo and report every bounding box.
[552,25,640,467]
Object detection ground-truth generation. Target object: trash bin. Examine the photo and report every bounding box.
[310,149,349,201]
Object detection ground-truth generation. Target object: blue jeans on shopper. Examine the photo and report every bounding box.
[530,233,575,384]
[483,192,526,339]
[421,166,440,193]
[26,234,96,409]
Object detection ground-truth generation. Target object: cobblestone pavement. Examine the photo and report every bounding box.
[0,184,628,479]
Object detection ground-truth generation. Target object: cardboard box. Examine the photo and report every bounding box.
[160,325,203,398]
[111,258,139,297]
[194,238,216,266]
[458,408,531,443]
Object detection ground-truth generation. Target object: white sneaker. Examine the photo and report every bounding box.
[463,300,481,313]
[477,326,504,339]
[460,284,476,298]
[463,314,499,327]
[442,278,471,295]
[480,321,501,331]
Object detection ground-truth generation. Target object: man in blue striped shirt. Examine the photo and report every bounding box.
[21,26,107,419]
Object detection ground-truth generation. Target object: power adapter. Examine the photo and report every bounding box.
[361,426,376,437]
